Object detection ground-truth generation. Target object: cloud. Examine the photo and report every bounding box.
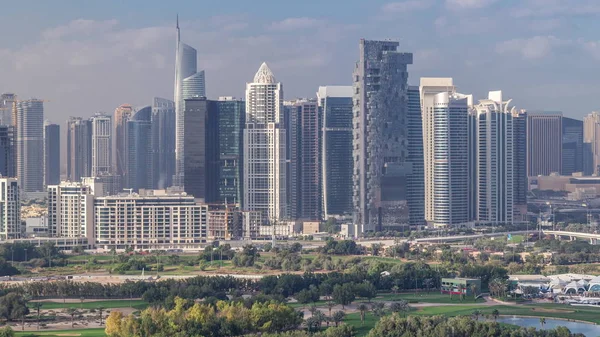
[269,17,324,31]
[512,0,600,18]
[495,35,570,59]
[528,18,562,32]
[42,19,118,40]
[381,1,433,13]
[446,0,498,9]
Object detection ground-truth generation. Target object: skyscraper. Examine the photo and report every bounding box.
[183,97,219,202]
[584,111,600,175]
[0,93,16,126]
[44,121,60,187]
[432,92,469,227]
[152,97,176,189]
[527,112,562,176]
[352,39,415,232]
[289,99,321,220]
[406,86,425,227]
[90,113,112,177]
[217,97,245,206]
[243,62,286,222]
[16,99,44,192]
[47,181,95,240]
[419,78,456,223]
[512,109,528,221]
[0,177,20,239]
[0,126,15,178]
[174,16,205,187]
[562,117,583,175]
[125,106,153,191]
[66,117,92,182]
[113,104,133,179]
[467,109,478,222]
[475,91,514,224]
[317,86,353,219]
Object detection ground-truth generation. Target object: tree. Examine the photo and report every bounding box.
[97,306,105,326]
[491,309,499,322]
[539,317,546,329]
[423,278,434,294]
[326,301,335,319]
[371,302,386,318]
[64,308,78,328]
[470,283,479,301]
[332,284,355,309]
[357,281,377,303]
[0,327,14,337]
[472,309,481,321]
[357,304,368,326]
[32,302,43,330]
[105,311,123,336]
[332,311,345,327]
[0,293,29,323]
[313,310,326,329]
[390,300,409,317]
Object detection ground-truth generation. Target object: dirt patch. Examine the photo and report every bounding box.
[531,307,575,314]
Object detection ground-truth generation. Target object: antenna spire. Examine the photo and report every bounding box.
[176,14,179,29]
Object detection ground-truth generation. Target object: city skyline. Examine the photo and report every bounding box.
[2,1,600,122]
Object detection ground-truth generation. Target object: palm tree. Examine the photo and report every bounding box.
[32,302,43,330]
[65,308,78,328]
[313,310,326,329]
[470,283,479,301]
[472,309,482,321]
[423,278,434,294]
[97,306,105,326]
[392,285,400,295]
[326,300,335,319]
[539,317,546,329]
[458,285,466,301]
[491,309,499,322]
[332,311,345,327]
[358,304,368,326]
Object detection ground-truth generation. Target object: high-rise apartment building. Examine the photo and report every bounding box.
[475,91,514,224]
[174,17,205,187]
[90,113,112,177]
[0,125,16,178]
[406,86,425,227]
[183,97,219,202]
[419,78,456,223]
[152,97,176,189]
[94,190,208,250]
[288,99,321,220]
[432,92,469,227]
[217,97,245,206]
[317,86,353,219]
[47,181,95,241]
[125,106,153,191]
[243,62,286,223]
[527,112,562,176]
[113,104,133,179]
[0,177,20,239]
[562,117,583,175]
[44,122,60,187]
[66,117,92,182]
[584,111,600,175]
[512,110,528,221]
[16,99,44,192]
[0,93,16,126]
[467,109,478,222]
[353,39,417,232]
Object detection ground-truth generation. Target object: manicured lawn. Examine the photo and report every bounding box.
[16,329,106,337]
[31,299,147,310]
[508,234,525,243]
[370,292,484,304]
[344,312,380,337]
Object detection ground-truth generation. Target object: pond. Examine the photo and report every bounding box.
[497,316,600,336]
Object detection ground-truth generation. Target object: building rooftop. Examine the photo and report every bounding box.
[253,62,276,84]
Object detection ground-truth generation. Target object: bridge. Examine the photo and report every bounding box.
[542,230,600,244]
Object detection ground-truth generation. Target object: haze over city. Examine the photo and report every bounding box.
[3,0,600,121]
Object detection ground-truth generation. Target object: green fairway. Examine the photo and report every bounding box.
[16,329,106,337]
[369,292,484,304]
[508,234,524,243]
[31,299,147,310]
[344,312,380,337]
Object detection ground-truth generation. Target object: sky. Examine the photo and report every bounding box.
[1,0,600,121]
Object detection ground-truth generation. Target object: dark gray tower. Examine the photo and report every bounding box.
[44,122,60,187]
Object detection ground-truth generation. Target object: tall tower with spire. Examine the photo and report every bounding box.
[243,62,286,223]
[173,16,205,188]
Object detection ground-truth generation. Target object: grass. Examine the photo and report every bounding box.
[369,292,485,304]
[31,299,148,310]
[16,329,106,337]
[508,234,525,243]
[344,312,380,337]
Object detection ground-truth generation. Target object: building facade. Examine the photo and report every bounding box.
[152,97,176,189]
[475,91,514,224]
[512,110,528,221]
[406,86,425,227]
[217,97,245,206]
[174,17,205,187]
[113,104,133,179]
[562,117,584,176]
[47,181,95,241]
[353,39,416,232]
[584,111,600,175]
[66,117,92,182]
[125,106,153,191]
[527,112,562,176]
[16,99,44,192]
[243,62,286,223]
[433,92,469,227]
[0,125,16,178]
[288,99,321,220]
[94,190,208,250]
[44,122,60,187]
[90,113,112,177]
[0,93,16,126]
[0,177,20,239]
[317,86,353,219]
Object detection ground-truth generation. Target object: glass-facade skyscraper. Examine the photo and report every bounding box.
[318,86,353,219]
[16,99,44,192]
[217,97,244,206]
[152,97,176,189]
[0,125,15,178]
[44,122,60,187]
[66,117,92,182]
[125,106,153,191]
